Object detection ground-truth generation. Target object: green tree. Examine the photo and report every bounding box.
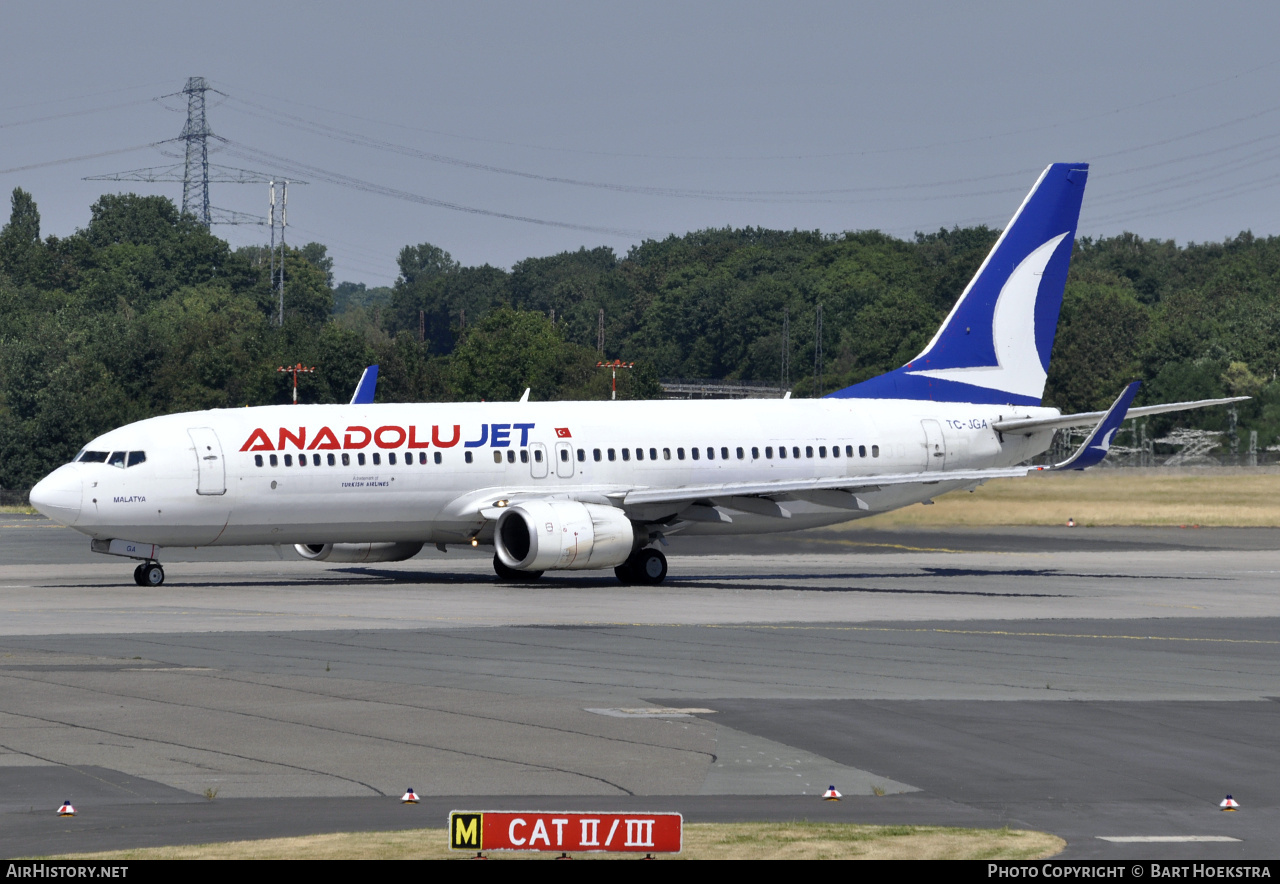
[299,242,334,288]
[0,188,42,283]
[448,307,597,402]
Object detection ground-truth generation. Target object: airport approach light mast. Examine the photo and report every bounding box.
[277,363,315,405]
[597,359,634,401]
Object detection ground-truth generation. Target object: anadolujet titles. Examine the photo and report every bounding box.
[31,164,1243,586]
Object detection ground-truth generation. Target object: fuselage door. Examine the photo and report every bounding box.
[529,442,549,479]
[188,427,227,495]
[554,441,574,478]
[921,419,945,471]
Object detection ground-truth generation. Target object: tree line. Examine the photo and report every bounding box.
[2,187,1277,492]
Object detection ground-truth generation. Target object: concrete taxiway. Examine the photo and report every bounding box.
[1,513,1277,859]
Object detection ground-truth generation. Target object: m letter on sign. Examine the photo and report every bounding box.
[449,810,681,854]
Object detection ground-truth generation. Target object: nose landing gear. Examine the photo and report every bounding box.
[132,561,165,587]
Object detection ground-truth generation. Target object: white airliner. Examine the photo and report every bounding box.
[30,163,1242,586]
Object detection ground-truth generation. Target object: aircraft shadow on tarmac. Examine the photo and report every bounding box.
[84,562,1228,595]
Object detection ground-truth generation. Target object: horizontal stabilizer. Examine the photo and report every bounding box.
[993,395,1249,434]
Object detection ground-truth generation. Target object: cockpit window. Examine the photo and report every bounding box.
[127,451,146,467]
[107,452,127,468]
[77,451,109,463]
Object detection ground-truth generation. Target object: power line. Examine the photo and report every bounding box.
[216,138,653,238]
[0,144,157,176]
[214,57,1280,162]
[85,77,298,228]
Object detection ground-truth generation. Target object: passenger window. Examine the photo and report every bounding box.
[389,453,397,465]
[859,445,866,457]
[284,454,293,467]
[254,454,263,467]
[677,448,685,460]
[127,451,146,467]
[465,452,473,464]
[493,451,503,464]
[706,448,714,460]
[313,454,321,466]
[559,449,569,462]
[357,453,366,466]
[593,448,602,462]
[650,448,658,461]
[342,453,350,466]
[792,446,801,458]
[735,447,744,459]
[663,448,671,460]
[372,453,381,465]
[108,451,126,468]
[534,449,543,462]
[270,454,278,467]
[819,446,827,458]
[779,447,786,459]
[508,450,516,463]
[721,447,729,460]
[521,450,529,463]
[635,448,643,461]
[419,452,427,465]
[577,448,585,462]
[766,446,773,458]
[329,453,337,466]
[845,445,853,457]
[691,448,699,460]
[872,445,880,457]
[608,449,616,461]
[622,449,631,461]
[806,446,813,458]
[297,454,306,467]
[434,452,442,464]
[751,447,759,459]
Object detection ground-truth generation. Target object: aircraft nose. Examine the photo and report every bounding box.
[29,466,83,526]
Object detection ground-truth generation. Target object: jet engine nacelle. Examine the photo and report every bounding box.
[294,542,424,563]
[495,500,638,571]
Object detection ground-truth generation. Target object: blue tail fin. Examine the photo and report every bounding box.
[350,365,379,405]
[830,163,1088,406]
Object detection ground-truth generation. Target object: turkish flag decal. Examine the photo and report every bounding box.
[555,427,572,438]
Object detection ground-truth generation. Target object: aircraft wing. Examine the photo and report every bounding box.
[463,383,1187,524]
[992,395,1247,434]
[613,466,1033,510]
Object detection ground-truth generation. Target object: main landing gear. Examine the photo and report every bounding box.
[132,561,164,587]
[615,548,667,586]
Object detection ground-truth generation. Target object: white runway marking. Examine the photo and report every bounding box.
[1097,836,1242,843]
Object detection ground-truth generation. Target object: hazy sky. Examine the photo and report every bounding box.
[5,1,1280,285]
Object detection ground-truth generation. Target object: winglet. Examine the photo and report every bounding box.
[1050,381,1140,470]
[350,365,379,405]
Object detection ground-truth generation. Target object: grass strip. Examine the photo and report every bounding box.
[851,468,1280,528]
[47,822,1063,860]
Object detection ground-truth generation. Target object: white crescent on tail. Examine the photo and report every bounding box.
[907,232,1068,399]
